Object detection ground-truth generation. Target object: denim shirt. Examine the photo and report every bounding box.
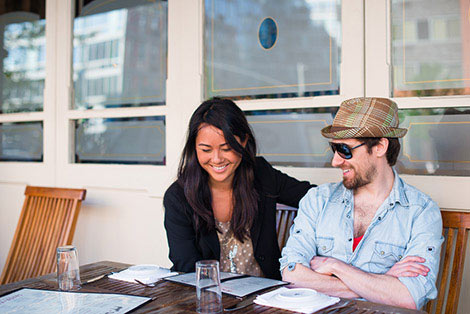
[280,170,443,309]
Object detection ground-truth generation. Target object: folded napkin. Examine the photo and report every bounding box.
[254,287,340,314]
[109,264,178,284]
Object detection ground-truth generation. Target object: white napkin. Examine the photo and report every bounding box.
[254,287,340,314]
[108,264,178,284]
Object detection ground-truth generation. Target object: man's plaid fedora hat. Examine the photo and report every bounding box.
[321,97,407,139]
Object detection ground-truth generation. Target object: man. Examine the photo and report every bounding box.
[280,97,443,310]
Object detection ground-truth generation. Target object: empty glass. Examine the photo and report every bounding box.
[196,260,222,313]
[57,245,81,291]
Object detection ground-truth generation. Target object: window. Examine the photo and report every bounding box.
[0,4,45,164]
[70,0,168,165]
[390,0,470,97]
[73,0,167,109]
[203,0,342,100]
[1,14,45,113]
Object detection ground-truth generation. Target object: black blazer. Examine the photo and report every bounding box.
[163,157,313,280]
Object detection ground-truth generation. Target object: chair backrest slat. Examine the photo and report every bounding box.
[22,196,43,280]
[0,186,86,284]
[40,197,62,275]
[17,196,44,282]
[444,227,468,314]
[28,196,52,279]
[41,198,68,275]
[433,228,454,314]
[276,204,298,250]
[425,210,470,314]
[37,197,58,276]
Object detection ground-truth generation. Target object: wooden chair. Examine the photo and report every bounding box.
[425,210,470,314]
[0,186,86,284]
[276,204,298,249]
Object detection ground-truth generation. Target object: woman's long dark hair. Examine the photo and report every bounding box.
[177,98,258,242]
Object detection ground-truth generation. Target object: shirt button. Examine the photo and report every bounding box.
[380,251,385,255]
[287,262,296,271]
[398,255,403,259]
[378,217,382,221]
[348,238,352,242]
[346,214,351,219]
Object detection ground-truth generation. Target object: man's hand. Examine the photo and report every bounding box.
[310,256,344,276]
[385,256,429,278]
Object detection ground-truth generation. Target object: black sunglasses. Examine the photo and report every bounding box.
[329,142,366,159]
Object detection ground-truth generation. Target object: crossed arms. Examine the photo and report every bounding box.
[280,185,443,310]
[282,255,429,309]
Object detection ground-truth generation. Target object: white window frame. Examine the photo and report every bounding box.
[0,0,366,197]
[0,4,55,186]
[235,0,365,187]
[365,0,470,210]
[51,0,205,197]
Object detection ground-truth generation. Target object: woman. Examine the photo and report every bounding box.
[164,98,314,280]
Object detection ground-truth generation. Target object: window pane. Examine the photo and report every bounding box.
[73,0,167,109]
[0,8,45,113]
[391,0,470,97]
[74,116,165,165]
[398,107,470,176]
[0,121,43,161]
[204,0,341,100]
[246,107,470,176]
[245,108,337,167]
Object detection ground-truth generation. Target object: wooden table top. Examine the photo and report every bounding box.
[0,261,426,313]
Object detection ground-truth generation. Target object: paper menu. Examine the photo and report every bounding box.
[165,272,288,297]
[0,288,151,314]
[209,276,287,298]
[164,271,244,286]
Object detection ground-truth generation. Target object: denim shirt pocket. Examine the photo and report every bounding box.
[316,237,334,256]
[369,241,405,274]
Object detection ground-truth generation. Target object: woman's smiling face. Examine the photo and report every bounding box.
[195,123,245,188]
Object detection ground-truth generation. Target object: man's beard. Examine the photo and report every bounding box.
[343,163,377,190]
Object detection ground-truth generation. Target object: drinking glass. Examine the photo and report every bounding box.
[57,245,81,291]
[196,260,222,313]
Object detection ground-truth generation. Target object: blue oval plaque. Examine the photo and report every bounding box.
[259,17,277,50]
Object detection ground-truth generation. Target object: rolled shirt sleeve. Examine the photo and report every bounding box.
[397,199,443,309]
[280,187,321,271]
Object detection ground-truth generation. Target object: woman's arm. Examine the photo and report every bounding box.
[163,183,203,273]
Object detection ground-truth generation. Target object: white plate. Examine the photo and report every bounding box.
[276,288,318,303]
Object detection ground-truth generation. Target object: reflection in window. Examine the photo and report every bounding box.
[0,121,43,161]
[73,0,167,109]
[398,107,470,176]
[204,0,341,100]
[0,5,46,113]
[74,116,165,165]
[391,0,470,97]
[245,108,337,167]
[246,107,470,176]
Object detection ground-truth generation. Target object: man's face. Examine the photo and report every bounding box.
[330,138,377,190]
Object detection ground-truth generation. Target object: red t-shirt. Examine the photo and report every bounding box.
[353,234,364,251]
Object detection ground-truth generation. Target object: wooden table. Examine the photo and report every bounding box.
[0,261,426,313]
